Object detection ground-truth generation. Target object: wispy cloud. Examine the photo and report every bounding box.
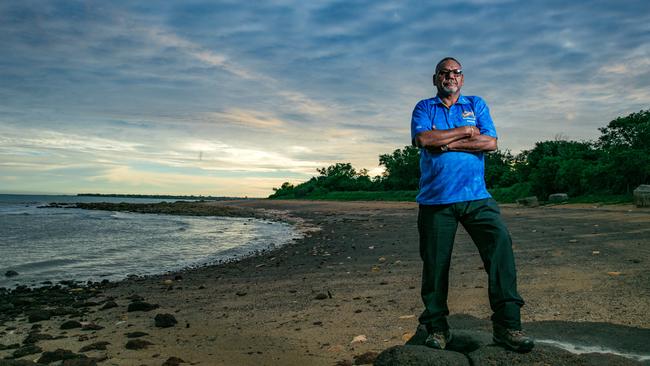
[1,1,648,195]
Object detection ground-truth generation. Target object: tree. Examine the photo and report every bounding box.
[378,145,420,190]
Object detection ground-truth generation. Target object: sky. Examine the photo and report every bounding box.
[1,1,649,197]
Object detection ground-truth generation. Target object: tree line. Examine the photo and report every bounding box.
[269,109,650,202]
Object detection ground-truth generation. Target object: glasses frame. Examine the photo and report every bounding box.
[436,69,463,78]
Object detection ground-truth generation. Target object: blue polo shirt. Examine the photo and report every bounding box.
[411,95,497,205]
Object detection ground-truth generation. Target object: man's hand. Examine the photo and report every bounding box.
[414,125,480,149]
[447,134,497,152]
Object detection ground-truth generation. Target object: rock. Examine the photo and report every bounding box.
[79,341,110,352]
[23,332,54,344]
[62,359,98,366]
[37,348,87,364]
[353,351,378,364]
[548,193,569,202]
[161,356,186,366]
[125,331,149,338]
[81,323,104,331]
[350,335,367,344]
[100,301,118,310]
[12,344,43,358]
[127,301,159,312]
[374,345,469,366]
[314,293,328,300]
[0,343,20,350]
[154,313,178,328]
[125,339,153,350]
[516,196,539,207]
[27,309,51,323]
[5,270,19,277]
[61,320,83,329]
[633,184,650,207]
[468,344,584,365]
[0,360,46,366]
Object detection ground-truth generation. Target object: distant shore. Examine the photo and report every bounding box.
[77,193,254,201]
[1,200,649,365]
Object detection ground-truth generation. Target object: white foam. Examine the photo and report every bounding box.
[536,339,650,362]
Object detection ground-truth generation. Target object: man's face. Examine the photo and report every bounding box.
[433,60,464,96]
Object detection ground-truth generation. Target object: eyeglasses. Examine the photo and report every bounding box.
[437,69,463,78]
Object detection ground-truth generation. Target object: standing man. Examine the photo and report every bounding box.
[411,57,534,352]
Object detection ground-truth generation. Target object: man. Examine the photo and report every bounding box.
[410,57,534,352]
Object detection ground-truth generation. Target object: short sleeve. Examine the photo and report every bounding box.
[473,97,498,138]
[411,100,432,143]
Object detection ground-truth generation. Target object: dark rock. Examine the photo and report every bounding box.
[127,301,159,312]
[334,360,353,366]
[154,313,177,328]
[468,344,584,365]
[174,275,183,281]
[5,270,19,277]
[373,345,469,366]
[0,302,15,312]
[50,307,79,317]
[12,344,43,358]
[0,360,46,366]
[125,331,149,338]
[100,301,118,310]
[81,323,104,331]
[23,332,54,344]
[161,356,186,366]
[125,339,154,350]
[62,359,98,366]
[0,343,20,350]
[353,351,378,364]
[27,309,51,323]
[578,352,641,366]
[61,320,83,330]
[235,291,247,296]
[314,293,328,300]
[37,348,87,364]
[79,341,110,352]
[406,326,489,354]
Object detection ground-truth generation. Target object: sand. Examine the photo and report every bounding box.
[1,200,649,365]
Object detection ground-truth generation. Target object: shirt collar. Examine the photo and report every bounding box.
[431,94,469,106]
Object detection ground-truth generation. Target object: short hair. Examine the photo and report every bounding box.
[435,57,462,73]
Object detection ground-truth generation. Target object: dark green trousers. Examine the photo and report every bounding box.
[418,198,524,331]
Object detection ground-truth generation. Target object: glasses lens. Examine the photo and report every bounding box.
[438,69,462,78]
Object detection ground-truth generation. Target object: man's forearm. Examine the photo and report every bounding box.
[447,135,497,152]
[414,126,480,148]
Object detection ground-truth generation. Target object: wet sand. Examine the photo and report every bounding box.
[1,200,649,365]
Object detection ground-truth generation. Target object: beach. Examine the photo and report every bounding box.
[1,199,649,365]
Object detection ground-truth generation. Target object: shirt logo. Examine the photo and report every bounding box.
[462,111,475,118]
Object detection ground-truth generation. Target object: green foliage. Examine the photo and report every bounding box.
[488,182,532,203]
[270,109,648,204]
[378,145,420,190]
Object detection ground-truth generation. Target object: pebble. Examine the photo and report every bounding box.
[314,293,328,300]
[125,331,149,338]
[162,356,186,366]
[125,339,154,350]
[61,320,83,330]
[37,348,87,364]
[5,270,19,277]
[154,313,178,328]
[127,301,159,312]
[79,341,110,352]
[12,344,42,358]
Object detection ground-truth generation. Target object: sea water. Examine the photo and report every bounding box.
[0,194,300,288]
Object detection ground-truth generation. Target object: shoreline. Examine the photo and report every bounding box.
[1,200,649,365]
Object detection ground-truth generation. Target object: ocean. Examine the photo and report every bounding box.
[0,194,300,288]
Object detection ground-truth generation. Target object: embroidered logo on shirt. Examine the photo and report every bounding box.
[462,111,475,118]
